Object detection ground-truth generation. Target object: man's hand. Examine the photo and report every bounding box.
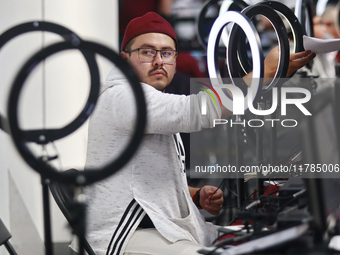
[286,50,316,76]
[199,186,224,215]
[264,46,316,80]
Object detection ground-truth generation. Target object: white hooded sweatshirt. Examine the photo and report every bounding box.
[75,67,221,255]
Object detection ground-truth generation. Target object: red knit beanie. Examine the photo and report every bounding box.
[121,12,177,51]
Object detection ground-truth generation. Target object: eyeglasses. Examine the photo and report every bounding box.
[125,48,178,64]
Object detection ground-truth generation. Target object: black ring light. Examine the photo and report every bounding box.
[260,1,305,79]
[228,4,290,97]
[261,1,304,54]
[8,40,147,186]
[196,0,248,50]
[0,21,98,137]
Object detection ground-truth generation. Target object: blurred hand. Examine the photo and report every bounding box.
[199,186,224,215]
[286,50,316,76]
[264,46,316,82]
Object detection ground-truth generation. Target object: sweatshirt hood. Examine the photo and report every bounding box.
[100,67,129,94]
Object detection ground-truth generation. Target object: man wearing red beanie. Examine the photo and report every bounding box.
[72,12,315,255]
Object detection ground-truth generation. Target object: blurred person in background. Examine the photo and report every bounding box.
[313,3,340,77]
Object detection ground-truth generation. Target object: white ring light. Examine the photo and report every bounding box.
[219,0,234,48]
[207,11,262,112]
[219,0,248,49]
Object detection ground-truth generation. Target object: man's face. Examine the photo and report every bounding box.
[121,33,176,91]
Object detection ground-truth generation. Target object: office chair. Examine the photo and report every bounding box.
[48,169,96,255]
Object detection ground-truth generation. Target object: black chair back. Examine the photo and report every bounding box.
[49,169,96,255]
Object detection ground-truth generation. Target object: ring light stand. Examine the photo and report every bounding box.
[207,11,263,207]
[8,40,146,187]
[258,1,305,168]
[228,3,291,197]
[0,21,99,255]
[4,23,146,255]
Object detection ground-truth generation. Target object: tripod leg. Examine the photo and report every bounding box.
[4,241,18,255]
[0,218,18,255]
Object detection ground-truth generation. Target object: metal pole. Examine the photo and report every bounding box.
[41,177,53,255]
[4,241,18,255]
[235,115,245,208]
[256,101,265,198]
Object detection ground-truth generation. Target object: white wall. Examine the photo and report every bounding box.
[0,1,118,253]
[0,133,9,255]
